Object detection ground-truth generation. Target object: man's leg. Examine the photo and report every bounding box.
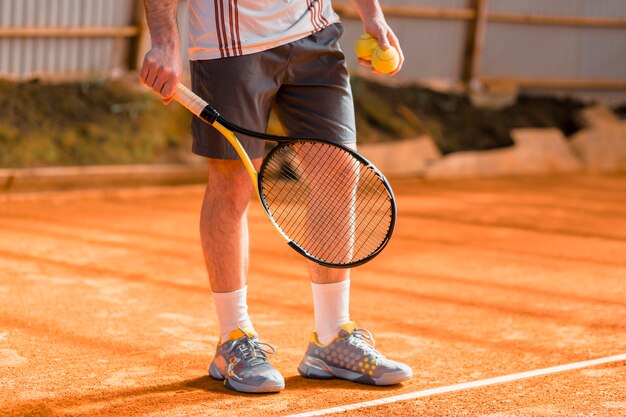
[200,159,256,295]
[272,25,357,344]
[305,141,356,346]
[201,158,284,393]
[298,167,412,386]
[200,159,256,343]
[275,24,412,385]
[188,47,289,393]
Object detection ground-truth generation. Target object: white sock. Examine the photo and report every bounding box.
[212,285,254,343]
[311,280,350,346]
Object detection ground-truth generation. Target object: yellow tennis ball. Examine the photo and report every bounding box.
[371,46,400,74]
[354,34,379,60]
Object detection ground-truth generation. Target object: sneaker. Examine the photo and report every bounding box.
[298,321,412,386]
[209,327,285,393]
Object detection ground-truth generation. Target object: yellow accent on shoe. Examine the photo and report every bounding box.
[339,321,357,334]
[309,331,335,348]
[219,327,256,345]
[309,331,321,345]
[309,321,358,348]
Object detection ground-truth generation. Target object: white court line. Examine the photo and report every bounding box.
[284,353,626,417]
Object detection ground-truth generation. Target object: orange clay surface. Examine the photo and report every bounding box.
[0,175,625,417]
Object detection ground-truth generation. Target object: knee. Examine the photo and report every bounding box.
[206,159,255,207]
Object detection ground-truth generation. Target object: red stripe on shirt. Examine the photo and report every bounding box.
[213,0,225,57]
[307,0,320,32]
[233,0,243,55]
[217,0,231,57]
[228,0,238,56]
[313,0,327,30]
[318,0,329,27]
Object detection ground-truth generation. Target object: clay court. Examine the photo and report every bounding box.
[1,174,625,416]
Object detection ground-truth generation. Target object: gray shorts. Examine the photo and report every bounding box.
[190,23,356,160]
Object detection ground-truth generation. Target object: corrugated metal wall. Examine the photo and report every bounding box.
[488,0,626,18]
[482,0,626,80]
[177,0,191,77]
[0,0,136,80]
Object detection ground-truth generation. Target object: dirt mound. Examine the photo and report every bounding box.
[0,76,618,168]
[352,77,588,154]
[0,78,190,168]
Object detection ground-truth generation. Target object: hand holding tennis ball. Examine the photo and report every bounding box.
[354,33,400,75]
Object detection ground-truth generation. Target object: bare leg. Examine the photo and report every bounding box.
[201,158,285,393]
[200,158,261,293]
[307,141,355,285]
[308,262,350,284]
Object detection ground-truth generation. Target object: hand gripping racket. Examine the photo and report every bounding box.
[172,84,396,268]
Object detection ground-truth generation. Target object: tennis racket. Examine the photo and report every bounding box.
[172,84,396,268]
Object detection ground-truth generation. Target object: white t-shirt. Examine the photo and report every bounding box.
[188,0,340,60]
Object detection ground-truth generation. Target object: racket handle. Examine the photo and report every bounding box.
[172,84,208,117]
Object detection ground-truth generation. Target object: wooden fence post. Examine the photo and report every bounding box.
[129,0,150,71]
[468,0,489,89]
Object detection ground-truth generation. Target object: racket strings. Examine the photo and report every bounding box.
[279,169,390,259]
[265,145,386,240]
[263,146,390,263]
[297,170,389,256]
[278,151,356,242]
[259,141,394,265]
[263,143,389,215]
[264,144,356,237]
[264,146,384,252]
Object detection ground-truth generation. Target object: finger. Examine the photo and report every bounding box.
[357,58,372,67]
[388,31,404,62]
[376,29,391,50]
[145,66,160,91]
[390,55,403,76]
[153,75,168,98]
[139,58,150,85]
[388,32,404,76]
[151,66,172,96]
[160,80,175,100]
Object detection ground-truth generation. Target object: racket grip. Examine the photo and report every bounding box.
[172,84,208,117]
[172,84,220,124]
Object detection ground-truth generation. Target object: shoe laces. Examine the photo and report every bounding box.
[223,334,276,381]
[227,334,276,366]
[345,327,383,360]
